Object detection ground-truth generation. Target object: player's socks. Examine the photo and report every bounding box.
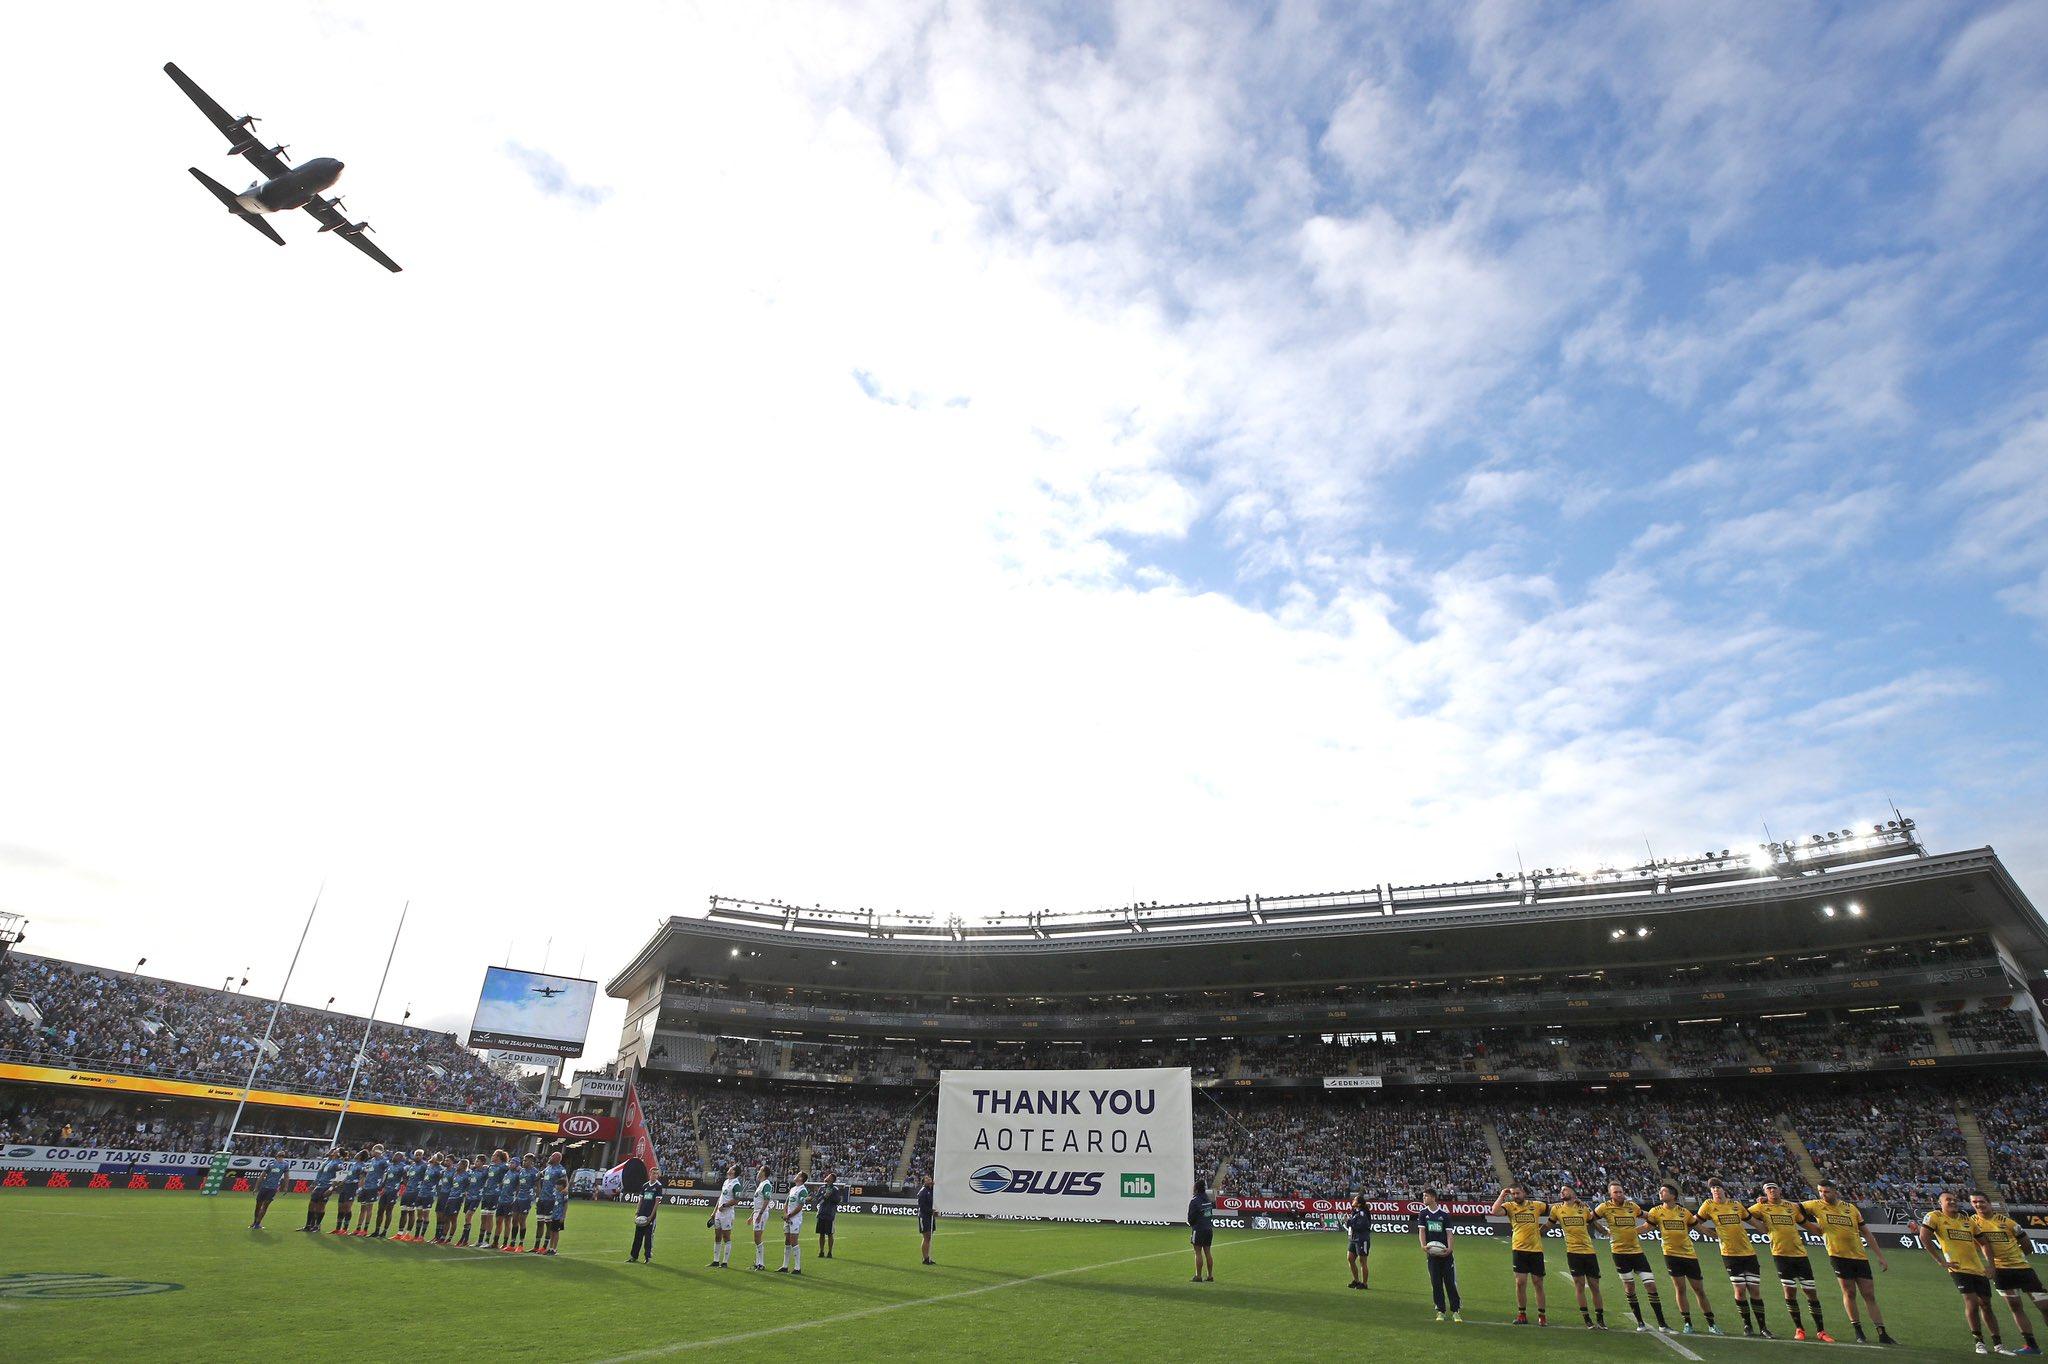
[1596,1309,1605,1327]
[1805,1298,1824,1332]
[1651,1299,1669,1328]
[1703,1312,1715,1329]
[1627,1299,1643,1326]
[792,1246,801,1271]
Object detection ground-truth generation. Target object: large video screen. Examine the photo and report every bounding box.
[468,967,597,1058]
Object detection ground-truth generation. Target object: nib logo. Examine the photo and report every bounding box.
[1120,1173,1155,1198]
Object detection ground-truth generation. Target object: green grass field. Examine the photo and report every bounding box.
[0,1191,2007,1361]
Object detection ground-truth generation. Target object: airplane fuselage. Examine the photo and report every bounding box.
[236,156,343,214]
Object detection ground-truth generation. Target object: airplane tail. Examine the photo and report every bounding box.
[188,167,284,246]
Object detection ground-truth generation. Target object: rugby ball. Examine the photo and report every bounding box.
[1426,1241,1451,1257]
[636,1215,649,1226]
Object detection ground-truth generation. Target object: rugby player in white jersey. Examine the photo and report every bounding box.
[778,1174,810,1275]
[709,1162,741,1268]
[751,1164,775,1270]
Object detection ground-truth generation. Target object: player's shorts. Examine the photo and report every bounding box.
[549,1204,567,1228]
[1829,1256,1873,1281]
[1664,1255,1703,1281]
[751,1207,771,1232]
[460,1195,479,1210]
[534,1200,556,1220]
[1953,1271,1994,1298]
[1190,1225,1214,1248]
[786,1213,805,1236]
[1348,1234,1371,1256]
[1997,1266,2046,1294]
[1512,1249,1546,1277]
[918,1213,936,1235]
[714,1207,736,1231]
[359,1186,382,1203]
[1772,1254,1814,1282]
[816,1213,836,1235]
[480,1196,498,1211]
[379,1186,400,1205]
[1722,1253,1761,1283]
[1566,1251,1601,1279]
[1611,1251,1652,1277]
[512,1198,534,1216]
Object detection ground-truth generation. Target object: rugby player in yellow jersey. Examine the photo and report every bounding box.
[1803,1180,1896,1345]
[1549,1184,1608,1329]
[1747,1181,1832,1341]
[1924,1191,2008,1355]
[1699,1178,1769,1338]
[1492,1183,1549,1326]
[1973,1192,2047,1355]
[1595,1182,1670,1332]
[1642,1184,1713,1334]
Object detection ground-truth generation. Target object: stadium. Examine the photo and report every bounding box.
[11,6,2048,1364]
[11,821,2048,1360]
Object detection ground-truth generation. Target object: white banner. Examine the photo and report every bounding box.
[1321,1075,1384,1089]
[934,1067,1191,1224]
[0,1144,325,1175]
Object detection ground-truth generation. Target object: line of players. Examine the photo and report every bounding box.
[1478,1178,2048,1355]
[267,1143,572,1254]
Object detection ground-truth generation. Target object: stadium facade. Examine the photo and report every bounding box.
[603,821,2048,1217]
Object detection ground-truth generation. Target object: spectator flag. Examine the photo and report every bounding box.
[621,1079,658,1173]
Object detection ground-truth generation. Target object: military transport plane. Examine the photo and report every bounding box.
[532,985,566,999]
[165,62,401,273]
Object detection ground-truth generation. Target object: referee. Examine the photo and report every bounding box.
[628,1166,663,1263]
[1417,1189,1463,1322]
[917,1174,936,1265]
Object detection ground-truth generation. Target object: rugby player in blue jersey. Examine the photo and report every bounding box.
[332,1148,367,1234]
[476,1149,508,1248]
[433,1156,460,1243]
[536,1154,569,1255]
[501,1153,538,1253]
[355,1144,389,1237]
[304,1147,345,1232]
[251,1156,291,1231]
[391,1151,419,1241]
[404,1148,434,1241]
[375,1146,405,1237]
[456,1157,482,1246]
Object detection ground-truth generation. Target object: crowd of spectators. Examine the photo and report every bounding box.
[1796,1084,1976,1211]
[0,954,545,1119]
[657,937,1995,1021]
[1952,1009,2039,1054]
[0,1088,515,1161]
[634,1077,913,1186]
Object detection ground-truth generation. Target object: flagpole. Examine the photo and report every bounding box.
[223,879,324,1156]
[330,900,409,1147]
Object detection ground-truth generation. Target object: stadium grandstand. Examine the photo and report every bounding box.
[603,820,2048,1226]
[0,949,556,1160]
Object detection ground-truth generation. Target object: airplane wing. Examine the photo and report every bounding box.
[164,62,291,181]
[302,195,404,273]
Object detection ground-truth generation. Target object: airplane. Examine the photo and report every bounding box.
[532,985,566,998]
[164,61,401,272]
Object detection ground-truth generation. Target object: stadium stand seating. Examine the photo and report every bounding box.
[0,953,545,1120]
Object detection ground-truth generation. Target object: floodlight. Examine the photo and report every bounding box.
[1822,905,1836,917]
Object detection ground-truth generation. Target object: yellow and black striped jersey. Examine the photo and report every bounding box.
[1800,1199,1866,1260]
[1645,1204,1698,1258]
[1501,1200,1548,1253]
[1974,1213,2030,1272]
[1697,1198,1753,1256]
[1596,1200,1645,1255]
[1747,1199,1810,1258]
[1551,1202,1598,1255]
[1924,1209,1987,1274]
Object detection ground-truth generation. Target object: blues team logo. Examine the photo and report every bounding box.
[968,1165,1103,1197]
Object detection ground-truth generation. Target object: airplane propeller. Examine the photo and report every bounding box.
[270,144,291,164]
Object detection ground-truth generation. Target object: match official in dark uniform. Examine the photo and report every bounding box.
[816,1172,841,1259]
[918,1174,937,1265]
[1189,1179,1215,1282]
[629,1167,663,1263]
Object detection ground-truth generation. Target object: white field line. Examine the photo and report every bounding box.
[580,1234,1290,1363]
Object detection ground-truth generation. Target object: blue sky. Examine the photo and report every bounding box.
[1,1,2045,1062]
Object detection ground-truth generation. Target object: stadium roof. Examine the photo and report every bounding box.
[608,833,2048,1001]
